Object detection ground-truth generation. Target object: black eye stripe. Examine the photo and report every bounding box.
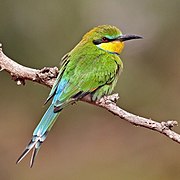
[93,37,116,45]
[93,39,102,45]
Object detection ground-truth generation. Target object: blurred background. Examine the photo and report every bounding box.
[0,0,180,179]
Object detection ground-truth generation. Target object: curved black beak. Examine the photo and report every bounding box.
[118,34,143,42]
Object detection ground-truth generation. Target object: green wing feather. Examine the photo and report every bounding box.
[45,53,70,104]
[53,49,122,109]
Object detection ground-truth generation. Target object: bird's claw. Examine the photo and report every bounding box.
[99,94,119,105]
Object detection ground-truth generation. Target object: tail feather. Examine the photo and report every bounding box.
[16,104,60,167]
[30,145,39,168]
[30,136,44,167]
[16,137,39,164]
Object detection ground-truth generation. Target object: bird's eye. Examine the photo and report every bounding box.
[93,37,109,45]
[102,37,109,43]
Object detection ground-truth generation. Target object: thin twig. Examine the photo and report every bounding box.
[0,44,179,144]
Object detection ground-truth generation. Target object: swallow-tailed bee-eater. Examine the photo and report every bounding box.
[16,25,142,167]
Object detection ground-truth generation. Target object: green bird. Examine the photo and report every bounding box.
[16,25,142,167]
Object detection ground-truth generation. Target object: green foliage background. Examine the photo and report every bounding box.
[0,0,180,179]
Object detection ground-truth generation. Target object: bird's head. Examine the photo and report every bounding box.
[82,25,142,55]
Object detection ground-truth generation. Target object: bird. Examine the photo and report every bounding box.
[16,25,142,167]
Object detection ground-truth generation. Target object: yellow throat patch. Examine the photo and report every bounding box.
[97,41,124,54]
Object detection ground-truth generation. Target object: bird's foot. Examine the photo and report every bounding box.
[99,93,119,105]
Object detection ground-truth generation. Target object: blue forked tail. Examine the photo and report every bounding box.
[16,104,60,167]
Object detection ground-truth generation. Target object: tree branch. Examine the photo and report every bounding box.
[0,44,180,144]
